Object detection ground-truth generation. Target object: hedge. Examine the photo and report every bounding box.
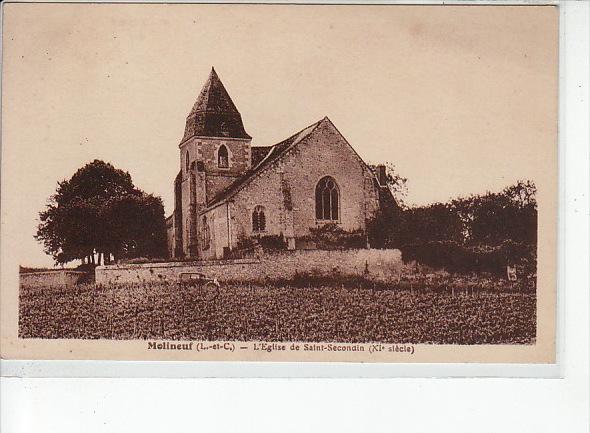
[401,240,536,276]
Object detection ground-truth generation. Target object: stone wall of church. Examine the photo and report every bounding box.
[283,120,381,236]
[166,217,174,258]
[222,164,287,251]
[178,136,252,258]
[200,203,230,260]
[207,119,381,255]
[205,174,238,203]
[179,138,196,257]
[173,68,255,259]
[197,137,251,202]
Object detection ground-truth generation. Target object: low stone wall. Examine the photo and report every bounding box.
[20,270,88,289]
[95,249,403,285]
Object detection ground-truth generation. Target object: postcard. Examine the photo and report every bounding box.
[0,3,558,364]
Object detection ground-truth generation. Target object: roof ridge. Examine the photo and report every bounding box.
[252,118,323,170]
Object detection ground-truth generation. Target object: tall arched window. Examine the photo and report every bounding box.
[201,215,210,250]
[315,176,339,221]
[218,145,229,168]
[252,206,266,233]
[185,150,190,173]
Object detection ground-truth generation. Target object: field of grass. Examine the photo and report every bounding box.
[19,278,536,344]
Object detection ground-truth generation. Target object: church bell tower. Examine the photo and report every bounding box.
[177,67,252,258]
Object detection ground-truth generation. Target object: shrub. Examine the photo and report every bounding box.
[120,257,167,265]
[401,240,536,277]
[236,237,256,252]
[257,235,288,251]
[231,235,288,259]
[303,224,366,250]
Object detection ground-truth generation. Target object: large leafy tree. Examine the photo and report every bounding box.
[451,180,537,246]
[399,180,537,248]
[103,193,167,261]
[398,202,464,246]
[35,160,167,265]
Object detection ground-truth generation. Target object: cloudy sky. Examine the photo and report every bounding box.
[2,4,557,267]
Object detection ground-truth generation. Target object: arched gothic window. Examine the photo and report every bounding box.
[315,176,339,221]
[201,216,211,251]
[185,150,190,173]
[218,145,229,168]
[252,206,266,233]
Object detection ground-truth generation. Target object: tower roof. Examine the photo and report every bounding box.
[182,67,251,142]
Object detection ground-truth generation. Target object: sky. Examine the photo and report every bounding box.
[1,4,558,267]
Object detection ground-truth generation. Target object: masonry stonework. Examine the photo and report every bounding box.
[20,271,88,289]
[204,119,381,257]
[97,249,403,285]
[166,68,397,260]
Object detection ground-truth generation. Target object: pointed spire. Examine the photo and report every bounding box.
[190,67,239,115]
[182,67,251,141]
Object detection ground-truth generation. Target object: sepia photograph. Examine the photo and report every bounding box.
[1,3,558,362]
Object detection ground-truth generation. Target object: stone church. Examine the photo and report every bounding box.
[166,67,395,260]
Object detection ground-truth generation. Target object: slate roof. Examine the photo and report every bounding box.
[182,67,251,142]
[206,118,325,208]
[251,146,272,167]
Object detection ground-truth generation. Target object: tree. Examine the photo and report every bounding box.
[502,180,537,244]
[398,202,464,246]
[452,180,537,246]
[397,180,538,274]
[35,160,167,265]
[504,179,537,209]
[399,180,538,248]
[103,193,167,261]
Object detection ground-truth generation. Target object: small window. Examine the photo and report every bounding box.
[315,176,339,221]
[185,150,190,173]
[218,145,229,168]
[201,216,210,250]
[252,206,266,233]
